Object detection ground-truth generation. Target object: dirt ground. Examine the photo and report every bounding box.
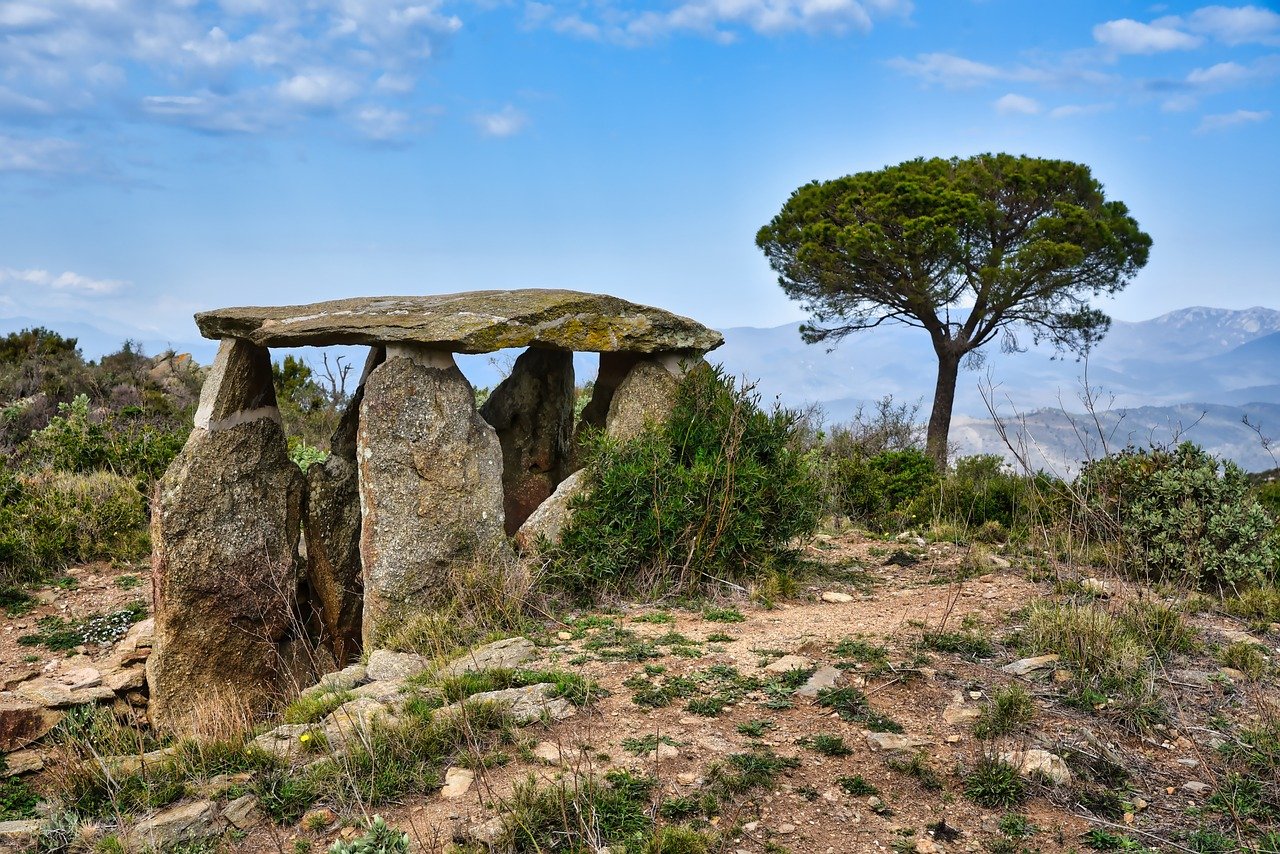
[4,532,1277,853]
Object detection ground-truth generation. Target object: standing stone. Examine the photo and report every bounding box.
[148,339,309,736]
[603,353,692,442]
[358,346,508,646]
[567,352,640,473]
[304,347,385,665]
[480,347,574,534]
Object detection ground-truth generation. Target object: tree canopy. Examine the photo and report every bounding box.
[756,153,1152,465]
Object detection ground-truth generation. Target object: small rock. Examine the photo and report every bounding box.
[796,666,841,698]
[350,679,406,703]
[104,666,146,693]
[865,732,931,754]
[365,650,430,681]
[915,839,943,854]
[222,794,261,830]
[764,654,813,673]
[129,799,222,849]
[1181,781,1210,795]
[302,807,336,829]
[986,555,1011,569]
[821,591,854,604]
[1080,577,1113,596]
[776,823,796,834]
[468,815,507,845]
[1219,667,1247,682]
[0,819,43,847]
[441,767,475,799]
[676,772,698,784]
[0,750,43,777]
[60,667,103,690]
[942,693,981,725]
[1001,748,1071,785]
[557,631,573,642]
[1177,758,1199,767]
[650,743,680,761]
[322,697,392,748]
[1001,655,1060,677]
[252,723,313,760]
[299,664,369,699]
[533,741,564,765]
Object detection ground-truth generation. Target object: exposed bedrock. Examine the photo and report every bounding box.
[357,346,509,646]
[304,346,385,665]
[147,340,310,736]
[480,347,575,534]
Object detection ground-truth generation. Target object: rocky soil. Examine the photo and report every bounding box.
[2,532,1278,853]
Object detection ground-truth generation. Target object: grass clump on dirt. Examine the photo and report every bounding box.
[973,685,1036,739]
[543,364,820,600]
[964,756,1026,808]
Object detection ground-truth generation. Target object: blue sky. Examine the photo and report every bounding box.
[1,0,1277,355]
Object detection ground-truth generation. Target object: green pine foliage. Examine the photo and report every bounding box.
[545,364,820,598]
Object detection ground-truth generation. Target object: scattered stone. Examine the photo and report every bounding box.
[557,631,574,642]
[1181,781,1210,795]
[986,555,1011,569]
[650,742,680,761]
[764,654,813,673]
[0,750,42,777]
[60,667,103,690]
[942,693,982,725]
[351,680,406,703]
[821,591,854,604]
[129,800,222,850]
[676,772,698,785]
[1001,749,1071,785]
[1177,758,1200,768]
[322,698,392,748]
[467,815,507,846]
[300,664,370,700]
[0,701,62,751]
[17,680,116,708]
[440,767,475,799]
[440,637,538,677]
[776,823,796,834]
[533,741,564,765]
[865,732,932,754]
[796,666,841,698]
[252,724,313,760]
[0,820,43,848]
[365,650,430,682]
[1219,667,1247,682]
[915,839,943,854]
[445,684,575,725]
[223,795,262,830]
[104,666,146,693]
[1001,655,1060,677]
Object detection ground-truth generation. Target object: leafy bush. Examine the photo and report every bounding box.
[912,455,1057,535]
[832,447,938,528]
[1075,442,1278,590]
[21,394,188,484]
[546,365,820,598]
[0,467,150,585]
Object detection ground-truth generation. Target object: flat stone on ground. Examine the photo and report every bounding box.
[440,637,538,677]
[196,290,724,354]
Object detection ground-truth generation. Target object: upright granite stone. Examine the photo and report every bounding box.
[480,348,575,534]
[304,346,385,665]
[567,352,641,473]
[604,354,689,442]
[148,339,309,735]
[358,346,508,645]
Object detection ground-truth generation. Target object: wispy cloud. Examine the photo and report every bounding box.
[1196,107,1271,132]
[524,0,912,45]
[993,93,1040,115]
[1092,18,1202,54]
[0,135,89,174]
[474,105,529,138]
[0,268,128,295]
[1187,5,1280,45]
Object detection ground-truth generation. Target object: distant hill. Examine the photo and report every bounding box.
[713,306,1280,472]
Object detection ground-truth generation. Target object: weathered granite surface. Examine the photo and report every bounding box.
[357,346,509,646]
[195,290,724,354]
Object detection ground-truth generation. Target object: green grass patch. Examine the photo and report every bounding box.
[17,600,147,650]
[702,606,745,623]
[973,685,1036,739]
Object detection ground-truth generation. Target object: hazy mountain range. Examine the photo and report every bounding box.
[4,305,1278,472]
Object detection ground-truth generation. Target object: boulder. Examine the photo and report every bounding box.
[148,339,311,736]
[439,637,538,677]
[0,701,62,751]
[195,289,724,354]
[365,650,430,682]
[439,683,574,725]
[358,347,510,645]
[480,347,575,533]
[305,346,384,665]
[513,469,586,553]
[1001,748,1072,785]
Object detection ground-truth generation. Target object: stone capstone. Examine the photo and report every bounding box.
[480,347,575,533]
[305,346,384,665]
[147,339,311,736]
[357,348,509,646]
[195,289,724,354]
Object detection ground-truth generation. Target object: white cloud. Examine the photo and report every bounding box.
[1196,107,1271,131]
[994,93,1040,115]
[0,268,127,295]
[0,135,88,174]
[354,105,410,140]
[1188,5,1280,45]
[888,53,1004,87]
[474,105,528,138]
[1093,17,1202,53]
[526,0,911,44]
[1048,102,1112,118]
[1187,61,1253,87]
[278,70,360,108]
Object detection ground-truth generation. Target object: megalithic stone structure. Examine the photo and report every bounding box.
[147,339,309,735]
[150,289,723,718]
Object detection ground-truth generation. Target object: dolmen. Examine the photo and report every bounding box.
[147,289,722,734]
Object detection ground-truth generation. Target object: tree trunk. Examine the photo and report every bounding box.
[925,350,961,470]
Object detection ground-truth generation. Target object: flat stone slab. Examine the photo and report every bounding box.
[196,289,724,354]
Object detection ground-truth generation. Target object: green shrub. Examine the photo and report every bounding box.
[916,455,1058,535]
[1075,442,1278,590]
[546,365,820,598]
[0,467,150,585]
[328,815,409,854]
[964,756,1025,808]
[973,685,1036,739]
[832,447,938,527]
